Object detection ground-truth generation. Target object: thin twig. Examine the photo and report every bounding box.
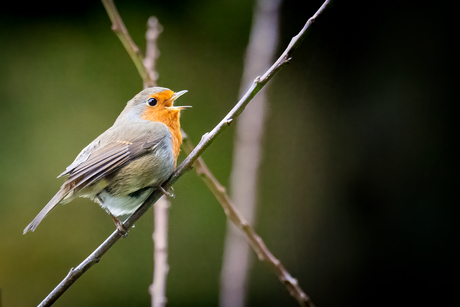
[171,0,331,183]
[101,0,155,87]
[37,0,332,305]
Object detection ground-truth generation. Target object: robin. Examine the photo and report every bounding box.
[23,87,189,234]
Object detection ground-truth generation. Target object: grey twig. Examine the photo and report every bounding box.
[37,0,332,305]
[172,0,332,182]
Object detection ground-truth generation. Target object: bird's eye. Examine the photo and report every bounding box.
[147,97,158,106]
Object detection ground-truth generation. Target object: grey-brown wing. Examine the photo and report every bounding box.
[58,138,101,178]
[64,138,163,194]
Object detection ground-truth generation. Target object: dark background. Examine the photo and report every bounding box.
[0,1,457,306]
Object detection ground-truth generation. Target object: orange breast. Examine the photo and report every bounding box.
[141,108,182,165]
[170,129,182,165]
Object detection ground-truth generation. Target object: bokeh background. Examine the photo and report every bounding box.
[0,0,457,306]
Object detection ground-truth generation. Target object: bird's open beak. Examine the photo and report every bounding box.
[167,90,191,110]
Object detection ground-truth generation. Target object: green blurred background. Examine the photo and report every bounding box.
[0,0,457,306]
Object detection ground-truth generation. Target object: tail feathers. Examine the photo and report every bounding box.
[23,189,67,234]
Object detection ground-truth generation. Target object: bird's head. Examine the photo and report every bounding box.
[117,87,190,126]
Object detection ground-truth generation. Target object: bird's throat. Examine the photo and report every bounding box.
[141,109,182,164]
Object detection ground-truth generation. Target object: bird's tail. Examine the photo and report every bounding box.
[23,189,67,234]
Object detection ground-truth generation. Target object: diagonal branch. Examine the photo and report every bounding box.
[37,0,332,305]
[181,135,314,307]
[170,0,331,181]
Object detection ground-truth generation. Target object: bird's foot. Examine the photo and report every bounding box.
[109,213,128,237]
[158,185,175,198]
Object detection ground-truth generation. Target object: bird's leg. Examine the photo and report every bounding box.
[98,195,128,237]
[158,185,175,198]
[109,214,128,237]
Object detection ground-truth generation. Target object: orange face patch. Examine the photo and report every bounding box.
[141,90,175,122]
[152,90,175,107]
[140,89,183,163]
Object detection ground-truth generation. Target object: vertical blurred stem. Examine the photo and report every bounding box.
[150,196,170,307]
[220,1,281,307]
[144,16,163,89]
[142,15,169,307]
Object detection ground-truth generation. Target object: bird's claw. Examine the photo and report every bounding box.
[115,220,128,237]
[159,185,175,198]
[108,212,128,237]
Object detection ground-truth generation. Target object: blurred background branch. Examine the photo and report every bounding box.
[143,16,163,89]
[141,15,169,307]
[150,196,170,307]
[220,0,281,306]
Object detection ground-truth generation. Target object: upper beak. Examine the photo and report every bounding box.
[167,90,191,110]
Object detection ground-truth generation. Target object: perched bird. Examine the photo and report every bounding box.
[23,87,189,234]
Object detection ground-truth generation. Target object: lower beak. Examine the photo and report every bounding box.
[167,90,191,110]
[171,106,192,110]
